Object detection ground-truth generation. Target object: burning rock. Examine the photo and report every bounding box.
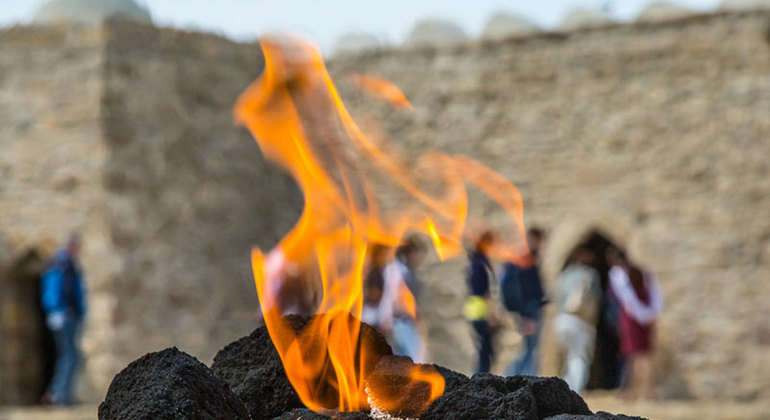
[99,323,646,420]
[272,408,372,420]
[211,315,393,419]
[211,316,305,420]
[98,347,248,420]
[365,356,446,418]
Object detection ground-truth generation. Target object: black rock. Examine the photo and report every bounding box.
[366,355,447,418]
[211,316,306,420]
[423,373,593,420]
[211,315,393,420]
[98,347,249,420]
[432,364,469,394]
[506,376,591,418]
[545,412,647,420]
[271,408,372,420]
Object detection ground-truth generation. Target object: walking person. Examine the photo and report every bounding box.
[41,234,87,406]
[608,249,664,400]
[553,246,602,393]
[379,236,427,362]
[463,230,498,374]
[501,227,547,376]
[362,244,390,329]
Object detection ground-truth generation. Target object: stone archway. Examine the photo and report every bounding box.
[538,211,634,387]
[0,249,55,405]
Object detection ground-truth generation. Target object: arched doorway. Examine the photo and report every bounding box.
[0,250,56,405]
[566,232,623,390]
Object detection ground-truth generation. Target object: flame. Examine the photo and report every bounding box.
[236,36,527,414]
[351,73,413,109]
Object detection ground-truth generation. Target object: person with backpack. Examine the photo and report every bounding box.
[463,230,499,374]
[500,227,547,377]
[41,234,87,406]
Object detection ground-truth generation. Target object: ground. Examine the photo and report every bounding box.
[1,394,769,420]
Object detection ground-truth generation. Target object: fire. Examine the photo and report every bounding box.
[235,36,526,414]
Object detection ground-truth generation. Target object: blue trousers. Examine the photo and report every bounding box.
[391,318,425,363]
[471,320,494,374]
[506,319,541,377]
[47,317,81,404]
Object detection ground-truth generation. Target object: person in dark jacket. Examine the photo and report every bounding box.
[41,234,87,405]
[463,230,498,374]
[501,227,547,376]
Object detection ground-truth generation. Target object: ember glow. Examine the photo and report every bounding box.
[235,36,526,414]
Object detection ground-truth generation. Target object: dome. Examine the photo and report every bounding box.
[33,0,152,25]
[332,32,381,56]
[481,13,540,40]
[637,2,692,22]
[404,19,467,48]
[559,9,614,31]
[719,0,770,10]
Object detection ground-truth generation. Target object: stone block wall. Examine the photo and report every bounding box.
[2,10,769,403]
[328,11,770,399]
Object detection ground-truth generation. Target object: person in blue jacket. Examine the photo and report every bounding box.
[500,227,547,376]
[463,230,499,374]
[41,234,87,405]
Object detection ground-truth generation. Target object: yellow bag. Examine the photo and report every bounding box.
[463,296,488,321]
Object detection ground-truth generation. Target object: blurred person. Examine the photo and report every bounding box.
[500,227,547,376]
[463,230,499,374]
[41,234,87,406]
[379,236,427,362]
[608,249,664,400]
[361,244,390,328]
[553,246,602,393]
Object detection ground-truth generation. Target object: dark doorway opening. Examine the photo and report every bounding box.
[561,232,623,390]
[0,250,56,405]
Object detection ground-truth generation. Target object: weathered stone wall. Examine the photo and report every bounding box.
[328,11,770,400]
[0,21,303,401]
[2,9,769,404]
[99,20,301,388]
[0,24,117,402]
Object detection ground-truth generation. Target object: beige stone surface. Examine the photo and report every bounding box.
[1,9,770,406]
[329,10,770,400]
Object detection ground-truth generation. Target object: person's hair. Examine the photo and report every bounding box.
[64,233,81,250]
[526,226,545,241]
[571,245,595,263]
[605,246,628,265]
[475,230,495,249]
[396,235,425,259]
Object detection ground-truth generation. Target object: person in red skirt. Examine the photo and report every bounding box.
[607,248,664,400]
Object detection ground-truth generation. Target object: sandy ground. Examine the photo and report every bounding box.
[584,393,770,420]
[0,397,768,420]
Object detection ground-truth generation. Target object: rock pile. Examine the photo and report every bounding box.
[99,317,645,419]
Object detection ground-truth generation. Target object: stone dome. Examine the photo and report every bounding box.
[719,0,770,10]
[481,13,540,40]
[637,2,693,22]
[331,32,381,56]
[403,19,467,48]
[33,0,152,25]
[559,8,615,31]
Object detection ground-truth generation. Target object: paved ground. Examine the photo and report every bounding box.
[0,396,768,420]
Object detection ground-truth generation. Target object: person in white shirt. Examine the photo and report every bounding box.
[554,246,602,393]
[379,237,426,362]
[607,248,664,400]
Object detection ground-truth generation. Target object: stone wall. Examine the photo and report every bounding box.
[99,20,301,389]
[328,11,770,400]
[0,21,303,401]
[2,9,769,404]
[0,24,115,402]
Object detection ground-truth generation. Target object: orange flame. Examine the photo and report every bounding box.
[235,36,527,414]
[351,73,413,109]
